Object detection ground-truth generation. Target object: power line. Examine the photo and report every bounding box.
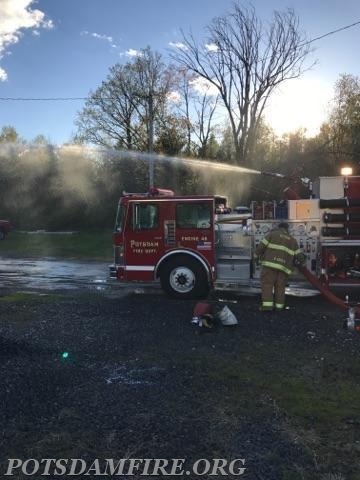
[0,97,86,101]
[0,19,359,103]
[307,19,360,45]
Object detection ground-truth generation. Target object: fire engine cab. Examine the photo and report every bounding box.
[110,176,360,299]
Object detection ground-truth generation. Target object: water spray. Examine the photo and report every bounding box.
[11,142,263,178]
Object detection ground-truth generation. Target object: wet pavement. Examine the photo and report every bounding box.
[0,257,109,292]
[0,257,159,295]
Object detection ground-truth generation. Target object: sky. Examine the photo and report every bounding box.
[0,0,359,145]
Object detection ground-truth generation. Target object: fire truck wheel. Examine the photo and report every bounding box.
[160,256,209,299]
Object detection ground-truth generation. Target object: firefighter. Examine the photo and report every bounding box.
[255,222,305,312]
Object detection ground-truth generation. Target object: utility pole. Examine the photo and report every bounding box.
[148,92,154,188]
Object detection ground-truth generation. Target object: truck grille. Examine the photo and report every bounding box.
[165,220,176,246]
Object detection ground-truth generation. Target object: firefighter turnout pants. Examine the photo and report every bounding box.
[260,266,288,311]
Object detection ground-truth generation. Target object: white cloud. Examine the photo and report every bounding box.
[205,43,218,52]
[189,76,219,96]
[117,48,143,58]
[169,41,188,50]
[82,30,119,54]
[91,33,113,43]
[81,31,114,45]
[126,48,142,57]
[167,91,181,103]
[0,0,53,81]
[0,67,8,81]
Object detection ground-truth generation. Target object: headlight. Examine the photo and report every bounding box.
[114,245,124,265]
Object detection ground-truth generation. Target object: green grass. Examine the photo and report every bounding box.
[210,346,360,428]
[0,292,63,304]
[0,231,113,261]
[269,374,360,427]
[178,345,360,479]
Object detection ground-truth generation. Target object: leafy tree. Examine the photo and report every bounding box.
[32,134,48,145]
[171,3,312,165]
[216,125,236,163]
[76,47,174,153]
[75,64,143,149]
[327,74,360,172]
[155,115,187,155]
[0,126,20,143]
[130,47,175,154]
[202,132,220,159]
[301,127,337,180]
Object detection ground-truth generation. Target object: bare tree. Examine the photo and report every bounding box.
[173,69,220,157]
[190,78,220,158]
[171,3,312,165]
[175,69,194,155]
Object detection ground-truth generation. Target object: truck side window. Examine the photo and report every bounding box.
[176,203,211,229]
[115,204,126,232]
[132,204,159,230]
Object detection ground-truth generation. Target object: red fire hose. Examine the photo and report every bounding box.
[297,265,360,315]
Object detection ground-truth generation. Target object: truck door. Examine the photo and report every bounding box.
[125,201,162,281]
[175,201,214,265]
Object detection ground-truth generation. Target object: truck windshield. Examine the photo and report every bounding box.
[176,203,211,229]
[115,204,126,232]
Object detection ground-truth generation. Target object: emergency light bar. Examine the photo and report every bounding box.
[121,188,175,198]
[148,187,175,197]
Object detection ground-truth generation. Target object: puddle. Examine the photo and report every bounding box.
[0,257,161,295]
[0,257,108,291]
[104,364,166,385]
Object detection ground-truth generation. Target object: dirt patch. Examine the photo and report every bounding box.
[0,290,359,479]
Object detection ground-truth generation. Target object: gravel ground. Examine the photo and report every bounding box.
[0,287,359,479]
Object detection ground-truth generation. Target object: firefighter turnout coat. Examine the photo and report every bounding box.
[255,225,303,311]
[255,226,301,275]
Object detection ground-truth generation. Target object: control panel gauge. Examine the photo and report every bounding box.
[308,225,318,236]
[296,223,306,234]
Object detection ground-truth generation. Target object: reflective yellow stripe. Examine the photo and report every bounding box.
[261,260,292,275]
[275,303,284,309]
[265,242,298,256]
[261,301,274,311]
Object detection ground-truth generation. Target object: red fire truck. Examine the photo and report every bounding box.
[111,176,360,300]
[0,219,12,240]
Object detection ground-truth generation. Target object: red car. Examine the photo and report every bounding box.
[0,220,12,240]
